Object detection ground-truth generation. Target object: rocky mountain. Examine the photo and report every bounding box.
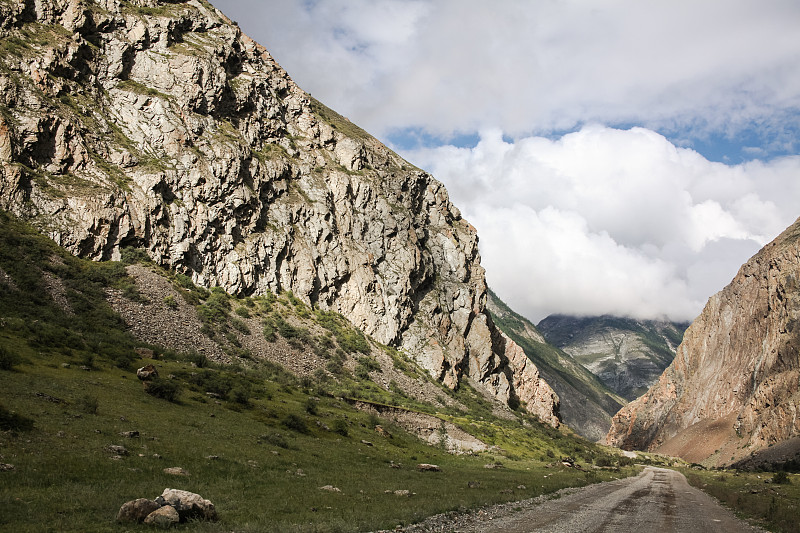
[0,0,558,423]
[537,315,687,401]
[606,217,800,466]
[487,291,626,441]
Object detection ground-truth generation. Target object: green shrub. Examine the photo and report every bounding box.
[258,430,290,449]
[145,378,181,402]
[0,346,20,370]
[355,356,381,380]
[235,306,251,318]
[773,471,791,484]
[163,295,178,309]
[78,394,99,415]
[0,404,34,431]
[119,247,151,265]
[332,418,349,437]
[304,398,318,415]
[282,413,309,434]
[230,317,251,335]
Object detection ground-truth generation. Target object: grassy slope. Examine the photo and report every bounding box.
[0,211,639,532]
[682,468,800,533]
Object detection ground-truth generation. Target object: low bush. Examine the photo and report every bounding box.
[0,404,34,431]
[144,378,181,402]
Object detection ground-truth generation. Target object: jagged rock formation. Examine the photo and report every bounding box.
[0,0,558,423]
[537,315,687,401]
[487,291,625,441]
[606,218,800,466]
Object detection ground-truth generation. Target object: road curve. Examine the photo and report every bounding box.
[407,467,765,533]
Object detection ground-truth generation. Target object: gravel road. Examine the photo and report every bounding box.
[391,467,765,533]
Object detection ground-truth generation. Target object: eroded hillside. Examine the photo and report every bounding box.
[0,0,556,421]
[606,217,800,467]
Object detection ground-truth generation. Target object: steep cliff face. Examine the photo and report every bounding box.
[606,218,800,466]
[538,315,687,401]
[0,0,558,422]
[488,291,625,441]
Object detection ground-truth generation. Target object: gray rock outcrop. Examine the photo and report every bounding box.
[606,217,800,466]
[0,0,558,420]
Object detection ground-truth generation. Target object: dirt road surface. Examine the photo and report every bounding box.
[398,467,765,533]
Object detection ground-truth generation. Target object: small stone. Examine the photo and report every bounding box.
[361,440,374,446]
[163,467,189,476]
[393,489,411,496]
[319,485,341,492]
[144,505,179,528]
[136,364,158,381]
[0,463,15,472]
[61,363,70,368]
[106,445,129,456]
[120,431,140,438]
[205,455,219,460]
[116,498,160,523]
[416,463,441,472]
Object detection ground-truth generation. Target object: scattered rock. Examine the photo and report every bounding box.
[484,463,503,469]
[361,440,374,446]
[120,431,140,438]
[136,364,158,381]
[135,347,155,359]
[468,481,481,488]
[517,485,527,490]
[144,505,180,528]
[319,485,341,492]
[116,498,160,523]
[0,463,15,472]
[61,363,70,368]
[417,463,441,472]
[163,467,189,476]
[205,455,219,460]
[160,488,217,521]
[500,489,514,494]
[106,445,129,456]
[393,489,412,496]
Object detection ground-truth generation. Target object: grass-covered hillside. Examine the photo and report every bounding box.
[0,210,639,532]
[487,290,627,442]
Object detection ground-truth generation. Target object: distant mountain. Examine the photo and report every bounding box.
[537,315,688,401]
[606,217,800,467]
[487,291,626,442]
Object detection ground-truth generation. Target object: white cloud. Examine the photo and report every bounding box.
[218,0,800,140]
[408,127,800,322]
[211,1,800,322]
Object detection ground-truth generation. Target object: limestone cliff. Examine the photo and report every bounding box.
[0,0,558,423]
[606,218,800,466]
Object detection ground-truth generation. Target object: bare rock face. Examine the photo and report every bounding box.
[538,315,687,401]
[606,218,800,466]
[0,0,558,422]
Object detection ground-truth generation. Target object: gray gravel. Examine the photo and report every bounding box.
[376,467,766,533]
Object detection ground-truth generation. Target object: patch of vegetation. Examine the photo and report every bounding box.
[0,209,647,532]
[684,468,800,532]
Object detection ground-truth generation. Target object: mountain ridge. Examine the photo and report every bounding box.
[0,0,558,422]
[487,290,626,441]
[537,314,687,401]
[606,216,800,467]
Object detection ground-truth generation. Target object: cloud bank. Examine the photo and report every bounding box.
[213,0,800,323]
[220,0,800,148]
[408,127,800,322]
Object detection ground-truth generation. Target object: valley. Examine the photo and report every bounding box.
[0,0,799,532]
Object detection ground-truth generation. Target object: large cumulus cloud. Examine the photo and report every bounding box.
[408,127,800,322]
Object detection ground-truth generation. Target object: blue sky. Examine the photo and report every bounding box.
[214,0,800,322]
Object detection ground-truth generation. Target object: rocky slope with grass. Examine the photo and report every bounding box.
[487,291,626,441]
[537,315,687,401]
[606,217,800,466]
[0,0,558,423]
